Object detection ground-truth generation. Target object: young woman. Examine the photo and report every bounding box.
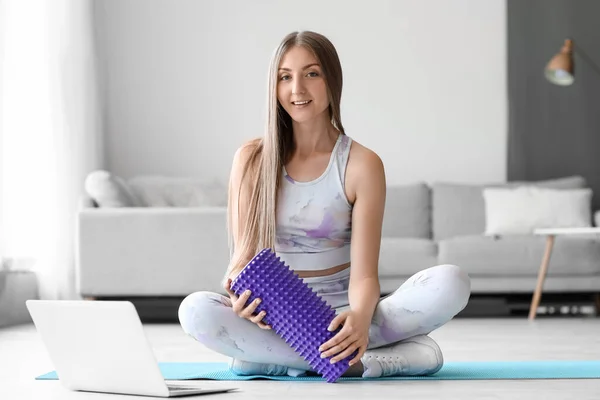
[178,31,471,378]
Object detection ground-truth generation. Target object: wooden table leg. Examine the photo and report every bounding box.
[529,235,555,320]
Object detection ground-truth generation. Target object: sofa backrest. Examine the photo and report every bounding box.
[127,176,228,207]
[431,175,587,241]
[382,183,431,239]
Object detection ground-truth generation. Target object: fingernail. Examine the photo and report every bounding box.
[320,353,326,359]
[330,359,336,364]
[349,361,354,366]
[255,299,261,304]
[245,290,251,295]
[327,327,333,332]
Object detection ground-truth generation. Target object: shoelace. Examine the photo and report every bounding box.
[379,356,406,376]
[230,359,288,376]
[262,363,288,375]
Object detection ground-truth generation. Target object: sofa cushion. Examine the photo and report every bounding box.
[378,237,438,277]
[84,170,141,207]
[382,183,431,239]
[431,176,587,241]
[438,234,600,276]
[483,187,592,235]
[127,176,227,207]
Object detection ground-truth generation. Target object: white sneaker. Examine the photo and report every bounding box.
[360,335,443,378]
[228,359,306,377]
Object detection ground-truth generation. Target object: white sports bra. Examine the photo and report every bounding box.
[275,134,353,271]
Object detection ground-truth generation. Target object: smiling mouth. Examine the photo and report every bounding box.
[292,100,312,106]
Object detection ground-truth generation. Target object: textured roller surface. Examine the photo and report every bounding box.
[230,248,354,383]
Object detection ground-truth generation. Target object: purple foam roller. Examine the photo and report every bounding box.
[230,248,356,383]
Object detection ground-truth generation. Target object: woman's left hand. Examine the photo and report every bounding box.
[318,310,370,366]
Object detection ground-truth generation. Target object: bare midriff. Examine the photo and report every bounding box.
[295,261,351,278]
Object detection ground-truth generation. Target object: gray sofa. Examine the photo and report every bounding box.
[76,175,600,299]
[378,176,600,295]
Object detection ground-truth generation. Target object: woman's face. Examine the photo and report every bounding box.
[277,46,329,124]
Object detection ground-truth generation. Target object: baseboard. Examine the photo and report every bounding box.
[96,296,185,323]
[91,293,599,324]
[460,293,599,318]
[0,270,39,327]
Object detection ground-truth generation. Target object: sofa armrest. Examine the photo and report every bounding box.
[79,193,98,209]
[76,207,229,297]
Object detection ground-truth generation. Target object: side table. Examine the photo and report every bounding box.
[530,227,600,320]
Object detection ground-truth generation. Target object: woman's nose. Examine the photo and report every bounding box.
[292,79,306,95]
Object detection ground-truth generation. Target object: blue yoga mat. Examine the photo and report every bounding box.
[36,360,600,381]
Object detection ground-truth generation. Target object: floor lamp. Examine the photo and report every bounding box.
[542,38,600,317]
[545,38,600,86]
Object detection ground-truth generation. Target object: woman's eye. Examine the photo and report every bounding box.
[280,75,290,81]
[307,72,319,77]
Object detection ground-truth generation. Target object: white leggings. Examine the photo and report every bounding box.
[178,264,471,371]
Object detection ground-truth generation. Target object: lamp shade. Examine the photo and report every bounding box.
[545,39,574,86]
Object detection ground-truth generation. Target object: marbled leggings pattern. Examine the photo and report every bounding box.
[178,264,471,371]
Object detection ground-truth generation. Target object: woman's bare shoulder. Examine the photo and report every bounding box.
[344,138,385,202]
[232,138,262,167]
[347,139,384,175]
[235,138,261,157]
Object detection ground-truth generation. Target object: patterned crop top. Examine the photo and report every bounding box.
[275,134,353,271]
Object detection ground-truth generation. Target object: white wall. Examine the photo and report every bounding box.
[94,0,507,185]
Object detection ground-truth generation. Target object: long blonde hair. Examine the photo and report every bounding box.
[225,31,345,280]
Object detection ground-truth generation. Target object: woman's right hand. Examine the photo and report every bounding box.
[224,278,271,330]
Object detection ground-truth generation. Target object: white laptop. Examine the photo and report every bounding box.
[26,300,237,397]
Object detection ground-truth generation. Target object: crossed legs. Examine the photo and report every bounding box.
[178,264,471,375]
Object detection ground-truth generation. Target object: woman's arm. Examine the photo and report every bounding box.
[225,140,273,330]
[318,144,386,364]
[227,139,260,276]
[347,145,386,320]
[229,143,254,249]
